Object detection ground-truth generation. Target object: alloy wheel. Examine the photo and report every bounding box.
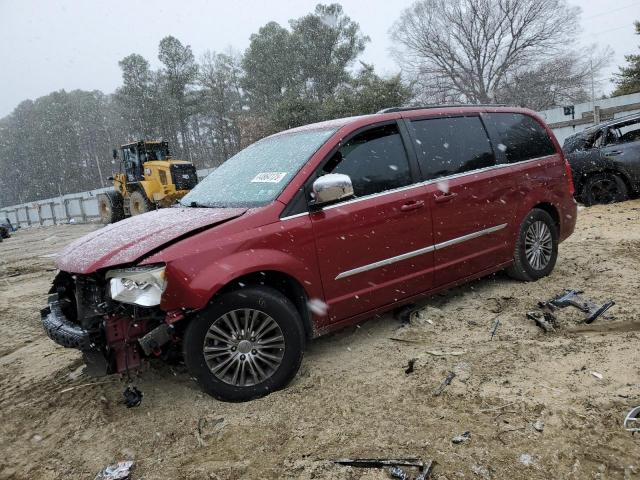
[202,309,285,387]
[524,220,553,270]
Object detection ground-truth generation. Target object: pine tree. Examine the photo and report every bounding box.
[612,21,640,97]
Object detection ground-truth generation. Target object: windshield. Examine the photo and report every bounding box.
[180,127,336,208]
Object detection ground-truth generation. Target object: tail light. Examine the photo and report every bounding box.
[563,156,575,195]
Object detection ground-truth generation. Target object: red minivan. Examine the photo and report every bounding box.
[42,106,577,401]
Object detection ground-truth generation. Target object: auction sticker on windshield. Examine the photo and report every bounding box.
[251,172,287,183]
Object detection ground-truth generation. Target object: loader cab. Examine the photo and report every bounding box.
[117,141,172,182]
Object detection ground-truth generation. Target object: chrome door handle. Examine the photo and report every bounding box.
[400,200,425,212]
[434,192,458,203]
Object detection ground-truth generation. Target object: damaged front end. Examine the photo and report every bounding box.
[41,268,183,377]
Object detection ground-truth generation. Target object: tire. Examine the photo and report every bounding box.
[129,190,153,216]
[0,228,9,239]
[506,208,559,282]
[581,172,628,206]
[97,191,124,224]
[183,286,305,402]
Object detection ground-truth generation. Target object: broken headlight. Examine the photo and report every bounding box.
[106,265,167,307]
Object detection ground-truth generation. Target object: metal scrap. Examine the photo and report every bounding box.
[490,318,501,340]
[539,289,615,324]
[624,406,640,434]
[433,371,456,396]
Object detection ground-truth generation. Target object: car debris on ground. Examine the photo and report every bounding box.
[433,371,456,396]
[490,317,501,340]
[451,431,471,444]
[94,460,134,480]
[334,458,435,479]
[527,311,557,333]
[624,406,640,434]
[527,288,615,332]
[538,289,615,324]
[122,386,143,408]
[404,358,417,375]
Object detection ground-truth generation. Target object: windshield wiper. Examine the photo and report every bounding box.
[179,200,222,208]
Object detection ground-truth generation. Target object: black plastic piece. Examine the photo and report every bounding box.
[123,386,143,408]
[41,294,94,350]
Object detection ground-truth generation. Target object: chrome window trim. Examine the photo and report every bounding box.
[280,154,552,220]
[334,223,508,280]
[321,156,546,212]
[280,211,310,221]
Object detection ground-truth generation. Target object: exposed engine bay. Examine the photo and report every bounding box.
[41,271,184,377]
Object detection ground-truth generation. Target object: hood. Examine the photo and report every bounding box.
[56,207,246,274]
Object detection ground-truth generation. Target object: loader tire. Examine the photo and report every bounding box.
[98,192,125,224]
[129,190,153,216]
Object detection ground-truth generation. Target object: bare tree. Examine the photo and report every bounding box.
[391,0,609,108]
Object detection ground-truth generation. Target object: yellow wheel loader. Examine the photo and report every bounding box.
[97,140,198,223]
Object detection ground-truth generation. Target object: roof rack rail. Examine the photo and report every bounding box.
[377,104,508,114]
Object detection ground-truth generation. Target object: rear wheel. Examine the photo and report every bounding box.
[582,172,628,206]
[129,190,153,216]
[507,208,558,282]
[97,192,124,224]
[183,286,305,402]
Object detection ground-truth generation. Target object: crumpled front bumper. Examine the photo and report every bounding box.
[40,294,95,350]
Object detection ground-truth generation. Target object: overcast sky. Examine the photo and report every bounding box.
[0,0,638,117]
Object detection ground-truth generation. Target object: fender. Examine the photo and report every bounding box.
[160,248,323,312]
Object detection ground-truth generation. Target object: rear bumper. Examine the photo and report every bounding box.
[559,198,578,242]
[40,294,95,350]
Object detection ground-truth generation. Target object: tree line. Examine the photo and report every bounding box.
[1,1,634,207]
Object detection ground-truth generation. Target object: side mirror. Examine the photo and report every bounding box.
[310,173,354,208]
[112,149,118,160]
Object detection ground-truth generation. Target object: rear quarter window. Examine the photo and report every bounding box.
[409,115,495,180]
[484,113,556,163]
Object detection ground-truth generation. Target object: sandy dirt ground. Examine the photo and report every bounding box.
[1,201,640,480]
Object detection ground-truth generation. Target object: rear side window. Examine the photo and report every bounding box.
[484,113,556,163]
[409,116,495,180]
[322,124,412,197]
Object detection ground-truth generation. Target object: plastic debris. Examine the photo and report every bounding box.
[590,371,603,380]
[123,386,143,408]
[451,431,471,444]
[334,458,435,480]
[527,311,556,333]
[519,453,536,466]
[389,466,411,480]
[94,460,134,480]
[538,289,615,324]
[623,406,640,433]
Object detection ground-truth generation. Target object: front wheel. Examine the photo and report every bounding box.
[129,190,153,216]
[506,208,559,282]
[183,286,305,402]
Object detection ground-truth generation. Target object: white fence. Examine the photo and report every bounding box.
[0,168,215,228]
